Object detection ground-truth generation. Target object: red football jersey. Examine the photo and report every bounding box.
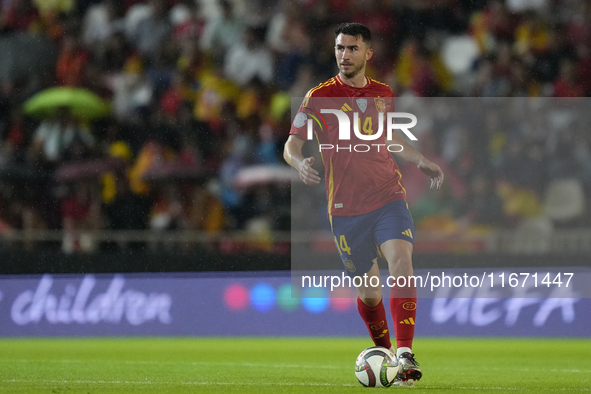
[289,74,406,217]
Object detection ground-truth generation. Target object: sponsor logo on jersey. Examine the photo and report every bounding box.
[401,229,413,239]
[341,103,353,112]
[356,98,367,113]
[402,301,417,311]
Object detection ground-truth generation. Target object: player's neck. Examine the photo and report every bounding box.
[339,72,368,88]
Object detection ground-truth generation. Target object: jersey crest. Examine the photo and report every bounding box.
[374,98,386,113]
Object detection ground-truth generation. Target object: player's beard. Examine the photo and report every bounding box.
[341,62,365,79]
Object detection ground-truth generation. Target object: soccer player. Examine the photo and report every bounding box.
[284,23,444,386]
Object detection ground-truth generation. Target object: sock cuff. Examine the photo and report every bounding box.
[389,285,417,298]
[396,347,412,357]
[357,297,383,312]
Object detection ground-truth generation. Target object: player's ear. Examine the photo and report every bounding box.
[366,47,373,61]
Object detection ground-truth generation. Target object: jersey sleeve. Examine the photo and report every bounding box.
[289,89,315,140]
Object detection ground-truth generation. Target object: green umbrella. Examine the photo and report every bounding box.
[23,87,110,120]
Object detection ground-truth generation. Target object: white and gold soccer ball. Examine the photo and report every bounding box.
[354,346,400,387]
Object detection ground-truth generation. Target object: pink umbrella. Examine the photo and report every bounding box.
[55,157,126,182]
[142,163,208,182]
[233,165,293,190]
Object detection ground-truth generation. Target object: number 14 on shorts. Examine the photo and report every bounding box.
[335,235,351,255]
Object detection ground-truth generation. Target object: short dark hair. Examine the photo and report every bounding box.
[334,23,372,47]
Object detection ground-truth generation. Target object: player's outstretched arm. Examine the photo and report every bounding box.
[283,135,321,186]
[387,132,444,190]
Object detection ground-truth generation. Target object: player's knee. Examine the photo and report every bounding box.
[388,256,413,277]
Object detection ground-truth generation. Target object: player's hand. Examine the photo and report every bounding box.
[298,156,321,185]
[418,158,444,190]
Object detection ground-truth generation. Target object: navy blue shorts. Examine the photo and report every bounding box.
[331,199,414,277]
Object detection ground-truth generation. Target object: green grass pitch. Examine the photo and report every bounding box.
[0,337,589,393]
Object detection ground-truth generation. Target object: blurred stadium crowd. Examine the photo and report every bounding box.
[0,0,589,253]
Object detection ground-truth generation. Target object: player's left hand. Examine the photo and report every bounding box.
[417,159,444,190]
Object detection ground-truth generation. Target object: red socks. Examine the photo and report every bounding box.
[357,283,417,351]
[389,285,417,349]
[357,298,392,349]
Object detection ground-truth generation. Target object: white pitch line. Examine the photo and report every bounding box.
[0,379,356,387]
[481,367,591,374]
[1,380,589,391]
[2,358,590,375]
[421,387,589,392]
[0,358,344,370]
[183,382,358,387]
